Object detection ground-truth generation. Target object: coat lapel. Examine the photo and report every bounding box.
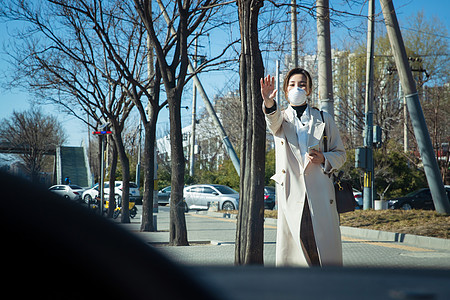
[283,108,304,168]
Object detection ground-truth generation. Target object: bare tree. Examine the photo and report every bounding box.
[235,0,266,265]
[1,0,138,222]
[403,10,449,87]
[134,0,230,245]
[0,108,66,183]
[423,85,450,184]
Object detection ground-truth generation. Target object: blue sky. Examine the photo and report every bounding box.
[0,0,448,147]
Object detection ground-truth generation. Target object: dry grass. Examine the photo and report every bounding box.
[220,209,450,239]
[339,210,450,239]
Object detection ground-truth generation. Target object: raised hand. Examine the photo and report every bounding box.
[260,74,277,108]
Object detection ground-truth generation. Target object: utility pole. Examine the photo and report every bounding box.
[291,0,298,68]
[380,0,450,214]
[362,0,375,210]
[316,0,334,118]
[399,82,409,153]
[93,128,112,215]
[100,135,105,214]
[189,33,199,177]
[403,95,408,153]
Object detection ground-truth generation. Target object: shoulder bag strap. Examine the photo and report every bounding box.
[321,111,334,180]
[320,111,328,152]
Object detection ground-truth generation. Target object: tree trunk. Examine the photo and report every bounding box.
[107,141,118,218]
[168,89,189,246]
[140,109,158,232]
[112,130,131,223]
[119,155,131,223]
[235,0,266,265]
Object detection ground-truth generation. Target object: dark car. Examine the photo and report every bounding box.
[264,186,276,210]
[388,187,450,210]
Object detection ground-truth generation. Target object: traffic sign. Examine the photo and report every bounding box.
[92,131,112,135]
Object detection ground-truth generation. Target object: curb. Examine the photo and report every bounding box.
[340,226,450,251]
[191,210,450,252]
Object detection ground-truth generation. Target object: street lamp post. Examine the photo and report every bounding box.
[93,129,112,215]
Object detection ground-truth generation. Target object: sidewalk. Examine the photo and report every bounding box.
[119,206,450,269]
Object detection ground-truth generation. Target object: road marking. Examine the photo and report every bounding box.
[188,213,436,253]
[341,236,435,252]
[263,224,277,229]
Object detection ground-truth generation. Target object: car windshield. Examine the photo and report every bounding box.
[69,185,83,190]
[404,190,422,197]
[265,187,275,193]
[214,185,238,194]
[112,182,138,188]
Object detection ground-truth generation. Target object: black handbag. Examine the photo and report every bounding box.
[321,111,356,214]
[333,171,356,214]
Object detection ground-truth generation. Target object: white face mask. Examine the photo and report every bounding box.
[288,87,307,106]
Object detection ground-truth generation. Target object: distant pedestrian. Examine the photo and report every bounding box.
[64,177,70,185]
[261,68,346,267]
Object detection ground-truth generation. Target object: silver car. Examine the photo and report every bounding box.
[183,184,239,211]
[82,181,141,204]
[48,185,84,202]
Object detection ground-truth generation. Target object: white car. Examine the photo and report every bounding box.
[82,181,141,204]
[183,184,239,211]
[49,185,84,203]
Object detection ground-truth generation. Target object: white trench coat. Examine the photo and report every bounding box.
[264,104,346,267]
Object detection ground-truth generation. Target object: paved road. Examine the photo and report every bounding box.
[120,205,450,269]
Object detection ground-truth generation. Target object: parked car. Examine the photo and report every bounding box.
[82,184,102,204]
[388,187,450,210]
[49,185,84,203]
[157,186,171,206]
[183,184,239,211]
[353,188,363,209]
[114,181,142,204]
[264,186,276,210]
[82,181,141,204]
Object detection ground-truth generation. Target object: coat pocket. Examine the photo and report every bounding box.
[271,172,288,207]
[270,172,286,186]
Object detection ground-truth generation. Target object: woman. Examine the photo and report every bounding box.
[261,68,346,267]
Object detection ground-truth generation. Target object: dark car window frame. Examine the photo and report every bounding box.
[188,187,203,193]
[214,185,238,195]
[202,187,216,194]
[417,190,431,198]
[69,185,83,190]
